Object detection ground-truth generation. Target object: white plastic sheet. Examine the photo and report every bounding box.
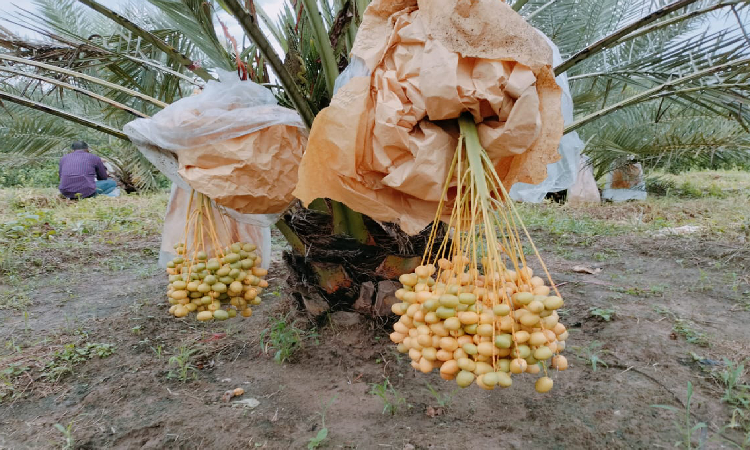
[122,70,303,267]
[123,69,306,227]
[103,187,121,198]
[508,32,585,203]
[333,56,369,94]
[125,70,303,152]
[567,154,601,204]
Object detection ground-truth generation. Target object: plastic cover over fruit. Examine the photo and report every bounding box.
[602,163,647,201]
[124,70,308,227]
[508,33,585,203]
[157,185,272,270]
[294,0,564,235]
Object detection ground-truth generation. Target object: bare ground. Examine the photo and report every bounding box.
[1,204,749,449]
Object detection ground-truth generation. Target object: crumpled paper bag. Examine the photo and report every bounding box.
[124,71,308,216]
[294,0,563,235]
[177,124,307,214]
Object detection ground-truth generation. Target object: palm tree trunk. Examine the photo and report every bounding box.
[278,205,447,317]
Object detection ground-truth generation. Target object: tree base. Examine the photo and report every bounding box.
[281,207,447,318]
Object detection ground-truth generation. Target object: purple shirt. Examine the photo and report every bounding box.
[58,150,108,199]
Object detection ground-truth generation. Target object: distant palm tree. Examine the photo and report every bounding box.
[1,0,748,311]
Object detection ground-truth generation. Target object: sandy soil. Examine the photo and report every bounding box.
[1,223,749,449]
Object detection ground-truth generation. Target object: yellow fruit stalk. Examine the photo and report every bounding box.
[390,114,568,393]
[165,190,267,321]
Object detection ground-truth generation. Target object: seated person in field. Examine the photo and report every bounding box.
[58,141,117,199]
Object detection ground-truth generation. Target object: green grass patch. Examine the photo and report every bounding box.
[0,188,168,276]
[260,313,318,364]
[517,203,628,237]
[42,342,115,382]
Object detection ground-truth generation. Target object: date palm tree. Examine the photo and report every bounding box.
[1,0,748,313]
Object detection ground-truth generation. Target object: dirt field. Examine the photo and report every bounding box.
[1,171,749,449]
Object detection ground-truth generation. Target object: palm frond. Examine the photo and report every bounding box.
[555,0,705,75]
[146,0,234,71]
[568,31,750,123]
[566,56,750,133]
[77,0,215,81]
[256,3,288,53]
[220,0,316,128]
[0,89,129,140]
[32,0,108,37]
[0,53,168,108]
[98,143,164,191]
[0,66,148,118]
[300,0,340,95]
[585,107,750,176]
[0,102,82,164]
[0,91,161,191]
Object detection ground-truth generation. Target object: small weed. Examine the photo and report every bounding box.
[553,245,575,260]
[714,360,750,408]
[1,210,56,239]
[589,307,616,322]
[649,284,667,296]
[129,299,147,314]
[53,422,75,450]
[5,336,22,353]
[593,249,619,262]
[712,360,750,440]
[654,307,710,347]
[42,342,114,382]
[689,269,714,293]
[0,363,30,402]
[726,273,742,294]
[260,313,315,364]
[1,363,30,379]
[610,285,662,298]
[424,383,457,409]
[673,320,710,347]
[569,341,611,371]
[167,345,199,383]
[652,382,707,449]
[151,344,164,359]
[308,395,337,449]
[0,288,32,311]
[307,426,328,449]
[735,291,750,312]
[679,180,705,199]
[370,379,408,415]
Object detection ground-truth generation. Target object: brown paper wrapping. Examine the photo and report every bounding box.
[294,0,564,235]
[177,123,307,214]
